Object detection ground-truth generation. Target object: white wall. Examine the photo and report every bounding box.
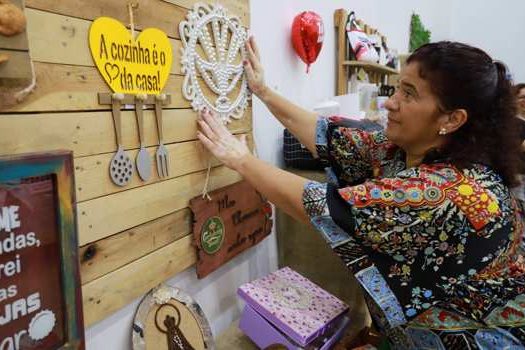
[447,0,525,83]
[86,1,525,348]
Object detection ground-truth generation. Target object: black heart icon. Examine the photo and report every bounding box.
[104,63,120,83]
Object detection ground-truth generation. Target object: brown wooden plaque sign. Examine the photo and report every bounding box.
[0,152,84,349]
[190,180,273,279]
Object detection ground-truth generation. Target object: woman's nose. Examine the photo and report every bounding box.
[384,95,398,111]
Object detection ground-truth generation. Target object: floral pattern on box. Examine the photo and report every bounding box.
[238,267,348,346]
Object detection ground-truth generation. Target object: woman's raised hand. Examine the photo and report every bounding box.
[197,108,251,170]
[244,36,268,99]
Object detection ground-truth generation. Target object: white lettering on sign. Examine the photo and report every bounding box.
[0,206,20,233]
[0,232,40,255]
[0,292,41,326]
[0,284,17,302]
[0,200,48,348]
[0,254,21,279]
[0,329,27,350]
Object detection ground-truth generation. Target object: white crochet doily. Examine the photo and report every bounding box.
[179,2,250,123]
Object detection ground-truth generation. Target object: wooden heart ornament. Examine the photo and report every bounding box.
[89,17,172,94]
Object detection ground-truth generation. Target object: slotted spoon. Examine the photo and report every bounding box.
[109,93,134,187]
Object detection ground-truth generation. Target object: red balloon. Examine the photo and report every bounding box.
[291,11,324,73]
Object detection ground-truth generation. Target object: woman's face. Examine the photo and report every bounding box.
[384,62,447,155]
[518,88,525,115]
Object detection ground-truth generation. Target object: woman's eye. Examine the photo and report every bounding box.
[394,86,411,99]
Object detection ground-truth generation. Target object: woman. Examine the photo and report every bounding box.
[515,84,525,152]
[515,83,525,200]
[197,39,525,349]
[517,84,525,119]
[515,83,525,151]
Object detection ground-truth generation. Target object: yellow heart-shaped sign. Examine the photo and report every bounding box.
[89,17,172,94]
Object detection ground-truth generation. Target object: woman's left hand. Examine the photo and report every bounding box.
[197,108,251,170]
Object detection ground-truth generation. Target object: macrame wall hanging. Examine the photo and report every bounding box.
[179,2,249,123]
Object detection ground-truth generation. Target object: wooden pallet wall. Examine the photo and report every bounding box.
[0,0,251,327]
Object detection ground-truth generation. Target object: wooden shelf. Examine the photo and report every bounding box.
[343,60,398,75]
[334,9,399,95]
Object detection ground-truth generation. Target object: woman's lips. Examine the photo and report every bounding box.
[387,116,400,124]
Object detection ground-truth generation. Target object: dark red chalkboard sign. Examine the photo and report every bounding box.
[190,181,273,279]
[0,151,84,349]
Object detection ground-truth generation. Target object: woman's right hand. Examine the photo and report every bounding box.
[244,36,268,99]
[197,108,251,171]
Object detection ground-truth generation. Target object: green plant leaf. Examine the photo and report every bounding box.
[409,13,431,52]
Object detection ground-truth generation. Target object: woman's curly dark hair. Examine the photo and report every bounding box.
[408,41,523,187]
[515,83,525,95]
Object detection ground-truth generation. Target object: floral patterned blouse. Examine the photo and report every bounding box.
[303,116,525,349]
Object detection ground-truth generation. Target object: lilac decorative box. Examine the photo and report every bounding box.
[238,267,350,349]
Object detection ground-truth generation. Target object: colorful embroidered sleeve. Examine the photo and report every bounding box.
[315,116,399,186]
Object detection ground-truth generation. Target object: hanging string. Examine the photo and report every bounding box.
[128,2,139,39]
[201,160,212,201]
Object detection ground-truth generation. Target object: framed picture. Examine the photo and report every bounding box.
[0,151,84,349]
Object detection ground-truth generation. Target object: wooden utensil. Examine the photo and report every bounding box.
[109,93,134,186]
[135,94,152,181]
[154,94,169,178]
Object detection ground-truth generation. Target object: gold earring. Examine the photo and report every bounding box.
[438,127,447,135]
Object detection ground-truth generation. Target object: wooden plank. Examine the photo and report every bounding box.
[0,36,28,51]
[3,63,189,112]
[25,9,183,75]
[77,166,242,245]
[0,0,28,50]
[1,62,250,112]
[343,60,399,75]
[334,9,347,95]
[75,135,253,202]
[26,0,187,40]
[82,234,196,326]
[3,10,249,112]
[161,0,249,26]
[80,208,191,284]
[97,93,172,106]
[26,8,93,66]
[0,107,252,157]
[0,68,84,110]
[0,34,29,51]
[0,50,32,79]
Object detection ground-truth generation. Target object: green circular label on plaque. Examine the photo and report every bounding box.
[201,216,225,254]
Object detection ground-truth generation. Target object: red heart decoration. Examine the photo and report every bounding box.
[291,11,324,73]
